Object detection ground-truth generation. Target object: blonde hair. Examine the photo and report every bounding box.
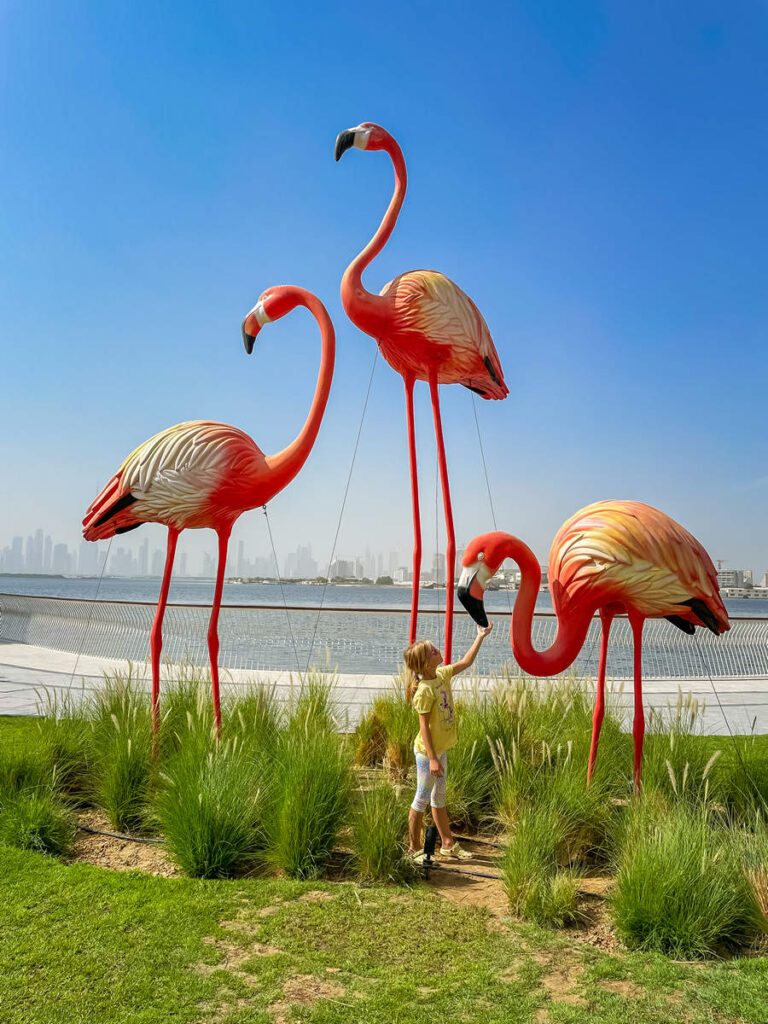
[403,639,434,703]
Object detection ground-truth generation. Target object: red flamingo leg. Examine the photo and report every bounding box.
[428,372,456,663]
[404,374,422,645]
[628,610,646,790]
[587,608,615,785]
[150,527,179,749]
[207,525,232,737]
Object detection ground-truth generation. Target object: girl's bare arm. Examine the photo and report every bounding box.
[418,713,443,776]
[451,623,493,676]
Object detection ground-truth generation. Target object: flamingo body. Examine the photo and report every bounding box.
[549,500,729,630]
[458,500,729,786]
[376,270,508,398]
[83,421,269,538]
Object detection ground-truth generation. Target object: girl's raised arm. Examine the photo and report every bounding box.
[451,623,493,676]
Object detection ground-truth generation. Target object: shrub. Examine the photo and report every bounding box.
[378,678,418,783]
[0,744,52,798]
[350,784,412,882]
[229,683,282,758]
[91,673,153,833]
[267,727,352,879]
[353,699,388,767]
[612,802,762,957]
[501,802,579,926]
[287,669,339,735]
[0,790,75,856]
[155,736,270,878]
[445,699,496,826]
[36,690,95,804]
[642,692,725,806]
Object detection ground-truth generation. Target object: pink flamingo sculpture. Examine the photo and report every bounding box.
[83,286,335,739]
[335,122,508,661]
[457,501,729,787]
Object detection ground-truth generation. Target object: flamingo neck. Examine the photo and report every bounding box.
[498,535,593,676]
[340,136,407,336]
[263,292,335,495]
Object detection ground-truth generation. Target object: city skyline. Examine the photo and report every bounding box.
[3,525,767,588]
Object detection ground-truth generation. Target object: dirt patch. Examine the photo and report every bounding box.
[597,978,644,999]
[296,890,336,903]
[424,840,510,919]
[68,810,179,877]
[268,975,348,1022]
[533,951,586,1007]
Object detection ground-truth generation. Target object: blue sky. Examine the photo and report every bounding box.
[1,1,767,575]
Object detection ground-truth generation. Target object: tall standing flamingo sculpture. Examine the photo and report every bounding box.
[334,122,508,661]
[457,500,729,787]
[83,286,335,739]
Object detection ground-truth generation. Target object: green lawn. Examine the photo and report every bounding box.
[2,843,767,1024]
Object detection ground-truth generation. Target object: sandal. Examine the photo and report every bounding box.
[439,841,473,861]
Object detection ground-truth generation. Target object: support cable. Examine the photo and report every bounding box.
[263,506,303,676]
[693,632,767,812]
[304,350,378,674]
[66,537,114,697]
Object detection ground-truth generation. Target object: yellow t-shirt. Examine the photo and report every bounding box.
[413,665,457,757]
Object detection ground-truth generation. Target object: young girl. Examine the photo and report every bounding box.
[404,624,493,860]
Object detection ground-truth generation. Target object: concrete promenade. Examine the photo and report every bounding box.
[2,641,767,734]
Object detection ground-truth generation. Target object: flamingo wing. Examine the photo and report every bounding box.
[382,270,508,398]
[83,421,263,538]
[550,500,729,632]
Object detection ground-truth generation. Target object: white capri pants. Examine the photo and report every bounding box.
[411,749,448,812]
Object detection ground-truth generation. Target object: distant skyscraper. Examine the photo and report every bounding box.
[43,534,52,573]
[151,548,165,576]
[52,543,70,575]
[138,538,149,576]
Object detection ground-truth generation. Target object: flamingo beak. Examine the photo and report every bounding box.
[457,562,489,627]
[334,129,357,161]
[241,316,259,355]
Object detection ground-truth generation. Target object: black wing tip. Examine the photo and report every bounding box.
[92,493,138,530]
[681,598,722,635]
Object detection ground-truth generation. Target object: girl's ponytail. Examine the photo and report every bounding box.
[403,640,432,704]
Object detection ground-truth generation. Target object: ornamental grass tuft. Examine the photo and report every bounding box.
[500,801,579,927]
[0,789,76,857]
[154,735,271,878]
[350,783,412,882]
[91,671,153,833]
[267,726,352,879]
[611,801,763,957]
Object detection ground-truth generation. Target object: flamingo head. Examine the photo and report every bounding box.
[241,286,303,354]
[334,122,393,161]
[457,531,509,627]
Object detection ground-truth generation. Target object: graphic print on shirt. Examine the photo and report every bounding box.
[438,688,454,730]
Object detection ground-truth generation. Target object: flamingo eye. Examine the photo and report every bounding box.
[478,552,484,562]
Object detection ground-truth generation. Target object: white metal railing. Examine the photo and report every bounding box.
[2,592,768,679]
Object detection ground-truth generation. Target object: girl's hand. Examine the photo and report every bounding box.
[477,623,493,639]
[429,757,443,777]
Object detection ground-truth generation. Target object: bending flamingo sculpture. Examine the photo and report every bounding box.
[457,500,730,787]
[83,286,335,739]
[335,122,508,661]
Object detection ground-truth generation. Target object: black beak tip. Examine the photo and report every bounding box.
[334,130,356,162]
[242,329,256,354]
[457,586,488,628]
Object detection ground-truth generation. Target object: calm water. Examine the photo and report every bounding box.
[0,574,763,618]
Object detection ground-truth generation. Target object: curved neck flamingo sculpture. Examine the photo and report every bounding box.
[457,501,730,787]
[83,286,335,742]
[335,122,508,662]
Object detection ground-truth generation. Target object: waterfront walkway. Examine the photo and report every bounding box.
[2,641,767,734]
